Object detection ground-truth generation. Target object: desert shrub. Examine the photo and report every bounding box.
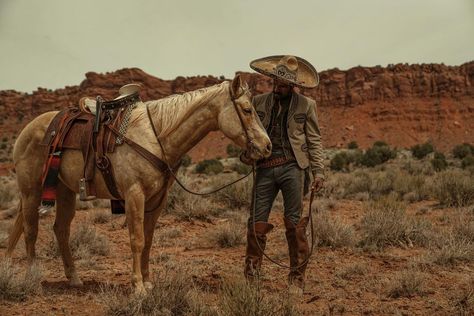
[154,227,183,247]
[335,263,368,280]
[359,143,396,167]
[431,151,448,171]
[232,161,252,175]
[0,143,6,150]
[195,159,224,175]
[218,279,299,316]
[0,259,43,301]
[386,269,426,298]
[359,195,433,249]
[313,212,356,248]
[330,152,348,171]
[213,176,252,209]
[462,155,474,169]
[99,267,194,316]
[393,173,429,201]
[453,143,474,159]
[0,177,18,209]
[226,143,242,158]
[70,224,110,257]
[330,150,363,171]
[411,142,434,159]
[347,141,358,149]
[430,169,474,207]
[211,221,245,248]
[427,235,474,266]
[373,140,388,147]
[180,154,192,167]
[402,160,434,176]
[88,209,112,224]
[170,193,216,222]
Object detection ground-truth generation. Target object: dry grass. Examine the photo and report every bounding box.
[0,176,18,209]
[170,193,217,222]
[154,226,183,247]
[335,262,369,280]
[449,278,474,315]
[98,267,195,316]
[427,234,474,266]
[0,259,43,301]
[70,224,110,257]
[430,169,474,207]
[359,195,433,250]
[218,278,300,316]
[88,209,112,224]
[312,211,356,248]
[386,269,427,298]
[213,175,252,209]
[210,221,245,248]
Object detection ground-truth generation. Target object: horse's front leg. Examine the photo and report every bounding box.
[124,184,146,294]
[141,191,168,289]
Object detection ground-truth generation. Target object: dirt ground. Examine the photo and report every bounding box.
[1,193,472,316]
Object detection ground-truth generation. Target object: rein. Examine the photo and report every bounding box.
[143,85,315,270]
[144,86,254,196]
[252,164,316,270]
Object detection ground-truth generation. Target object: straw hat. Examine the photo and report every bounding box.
[250,55,319,88]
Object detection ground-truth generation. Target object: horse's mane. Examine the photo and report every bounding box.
[129,81,229,138]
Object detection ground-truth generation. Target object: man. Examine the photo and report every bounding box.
[241,55,325,294]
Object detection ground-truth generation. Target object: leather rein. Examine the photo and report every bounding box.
[113,85,315,270]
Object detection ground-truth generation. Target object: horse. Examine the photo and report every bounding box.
[5,74,271,294]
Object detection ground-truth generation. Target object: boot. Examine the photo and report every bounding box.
[284,216,310,293]
[244,221,274,280]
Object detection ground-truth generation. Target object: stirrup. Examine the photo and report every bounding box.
[79,178,96,201]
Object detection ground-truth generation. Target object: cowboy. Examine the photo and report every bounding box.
[241,55,325,294]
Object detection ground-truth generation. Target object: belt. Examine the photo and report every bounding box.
[257,156,294,169]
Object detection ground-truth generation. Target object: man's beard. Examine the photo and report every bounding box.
[274,90,292,100]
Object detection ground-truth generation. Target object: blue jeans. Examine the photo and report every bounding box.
[249,161,305,226]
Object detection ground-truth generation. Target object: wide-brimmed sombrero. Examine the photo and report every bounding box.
[250,55,319,88]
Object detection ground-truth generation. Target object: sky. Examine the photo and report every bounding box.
[0,0,473,92]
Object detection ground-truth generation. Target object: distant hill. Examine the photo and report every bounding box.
[1,62,473,174]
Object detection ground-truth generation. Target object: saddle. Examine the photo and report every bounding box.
[41,84,142,204]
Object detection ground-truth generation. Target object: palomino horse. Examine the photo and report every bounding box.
[6,75,271,294]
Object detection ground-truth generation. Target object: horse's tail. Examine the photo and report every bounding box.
[5,199,23,256]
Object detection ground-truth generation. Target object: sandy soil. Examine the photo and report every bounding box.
[1,196,472,316]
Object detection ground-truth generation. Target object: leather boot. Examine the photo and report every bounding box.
[284,216,310,291]
[244,221,274,280]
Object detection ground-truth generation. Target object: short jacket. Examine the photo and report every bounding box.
[254,92,325,178]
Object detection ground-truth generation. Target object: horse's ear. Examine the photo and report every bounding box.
[231,74,242,98]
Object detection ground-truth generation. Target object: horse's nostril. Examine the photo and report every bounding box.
[266,143,272,152]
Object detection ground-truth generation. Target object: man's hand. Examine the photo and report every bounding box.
[311,176,324,192]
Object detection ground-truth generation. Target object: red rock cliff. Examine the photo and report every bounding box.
[0,62,473,172]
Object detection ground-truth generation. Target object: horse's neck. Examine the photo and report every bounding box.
[160,90,227,163]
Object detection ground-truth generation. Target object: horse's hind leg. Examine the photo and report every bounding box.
[54,182,82,287]
[21,192,41,264]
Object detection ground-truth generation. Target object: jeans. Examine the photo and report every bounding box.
[249,161,305,226]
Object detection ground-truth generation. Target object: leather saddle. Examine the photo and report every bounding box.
[41,84,142,202]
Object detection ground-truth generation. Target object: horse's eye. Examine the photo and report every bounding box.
[243,108,252,114]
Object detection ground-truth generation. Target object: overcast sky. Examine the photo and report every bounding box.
[0,0,473,92]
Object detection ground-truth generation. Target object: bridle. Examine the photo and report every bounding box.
[144,84,257,196]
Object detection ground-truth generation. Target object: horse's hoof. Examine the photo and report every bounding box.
[144,281,153,291]
[133,284,147,297]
